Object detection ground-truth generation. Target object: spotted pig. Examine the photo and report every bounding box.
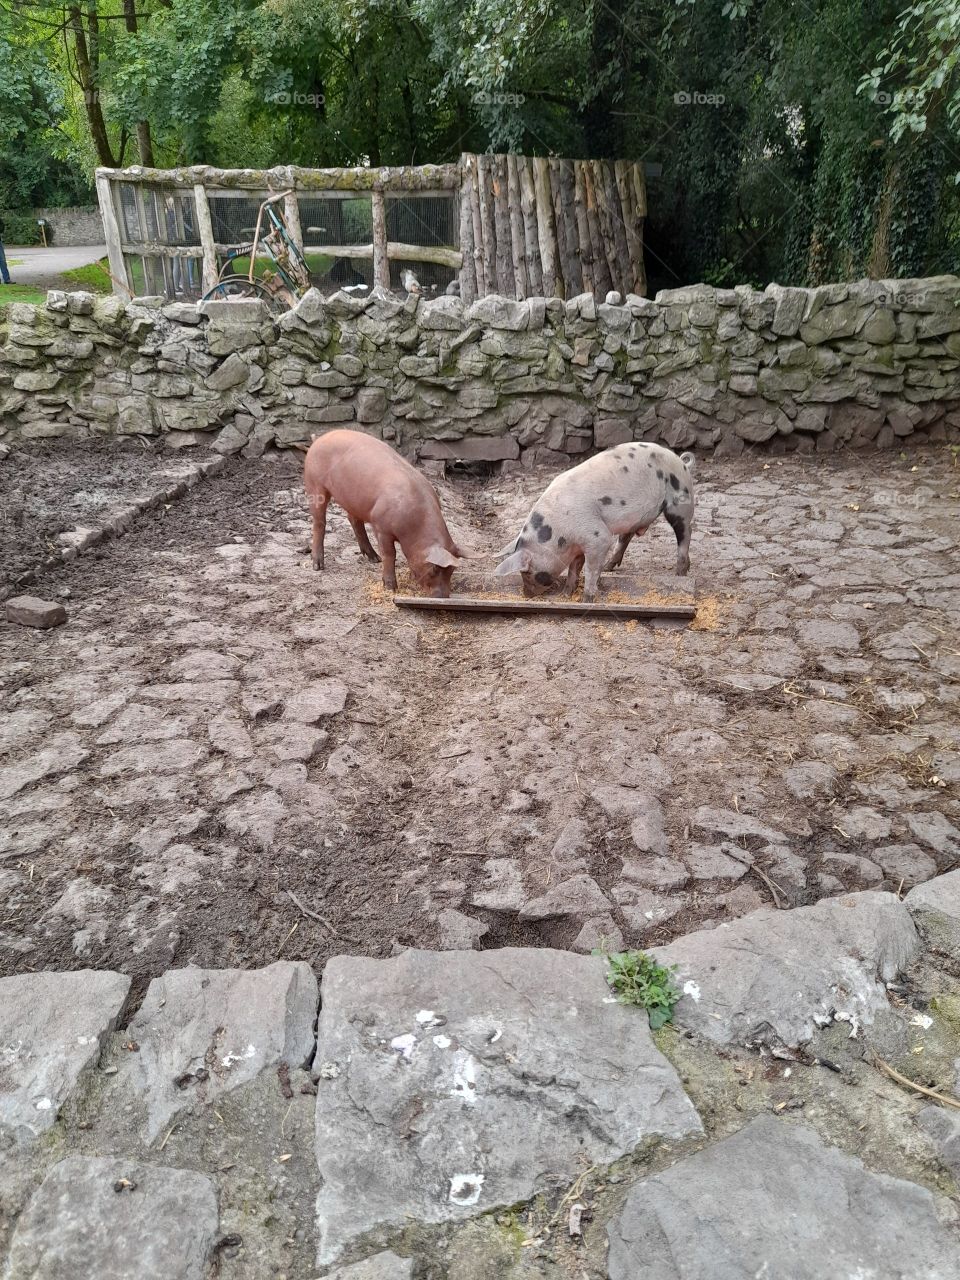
[495,442,695,601]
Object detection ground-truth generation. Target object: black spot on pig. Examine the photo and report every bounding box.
[682,486,690,497]
[601,496,612,505]
[656,469,664,479]
[621,465,629,473]
[531,511,544,530]
[669,474,680,491]
[620,499,626,506]
[537,524,553,543]
[557,536,567,548]
[534,571,553,586]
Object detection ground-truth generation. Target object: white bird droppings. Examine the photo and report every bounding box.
[390,1034,417,1060]
[433,1034,452,1049]
[449,1173,484,1206]
[683,980,701,1002]
[451,1054,479,1105]
[222,1043,257,1068]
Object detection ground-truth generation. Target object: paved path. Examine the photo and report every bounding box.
[4,244,107,289]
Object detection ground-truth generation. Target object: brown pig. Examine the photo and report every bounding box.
[303,429,468,597]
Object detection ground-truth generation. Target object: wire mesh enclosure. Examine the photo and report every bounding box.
[94,154,646,304]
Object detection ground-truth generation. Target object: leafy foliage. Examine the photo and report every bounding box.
[598,948,682,1030]
[0,0,956,282]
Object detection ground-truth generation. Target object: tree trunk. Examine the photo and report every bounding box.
[69,6,117,167]
[122,0,155,165]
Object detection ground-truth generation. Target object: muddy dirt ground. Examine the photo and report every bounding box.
[0,438,191,594]
[1,445,959,997]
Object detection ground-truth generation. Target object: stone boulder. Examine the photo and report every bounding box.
[313,948,701,1264]
[0,969,130,1142]
[608,1116,960,1280]
[6,1157,218,1280]
[905,869,960,955]
[126,961,318,1140]
[652,890,919,1049]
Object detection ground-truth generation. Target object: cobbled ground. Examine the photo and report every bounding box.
[2,445,958,990]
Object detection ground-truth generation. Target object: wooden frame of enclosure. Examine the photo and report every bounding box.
[95,153,646,302]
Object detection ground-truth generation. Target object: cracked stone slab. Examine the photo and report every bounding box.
[905,870,960,955]
[0,733,90,801]
[0,969,130,1142]
[313,947,701,1265]
[126,961,318,1141]
[518,874,610,920]
[607,1116,960,1280]
[282,679,349,723]
[327,1254,414,1280]
[5,1157,218,1280]
[652,890,919,1049]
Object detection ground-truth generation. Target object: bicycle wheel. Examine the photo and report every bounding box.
[200,277,287,315]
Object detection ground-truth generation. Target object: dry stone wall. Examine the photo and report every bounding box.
[2,277,959,462]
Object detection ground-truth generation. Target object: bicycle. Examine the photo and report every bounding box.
[201,190,311,314]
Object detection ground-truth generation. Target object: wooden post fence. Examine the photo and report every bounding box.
[94,154,646,302]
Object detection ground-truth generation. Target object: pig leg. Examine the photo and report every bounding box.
[664,506,694,576]
[377,534,398,591]
[565,554,585,596]
[604,533,632,571]
[582,534,619,602]
[310,494,328,570]
[348,516,381,563]
[604,525,649,571]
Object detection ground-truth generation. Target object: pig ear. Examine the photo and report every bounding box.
[494,549,532,577]
[452,544,484,561]
[494,535,520,559]
[424,544,460,568]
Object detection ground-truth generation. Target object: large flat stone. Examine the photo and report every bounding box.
[607,1116,959,1280]
[126,961,318,1140]
[0,733,90,801]
[327,1254,414,1280]
[652,890,919,1049]
[5,1156,218,1280]
[0,969,130,1142]
[313,948,701,1265]
[905,869,960,955]
[282,679,349,723]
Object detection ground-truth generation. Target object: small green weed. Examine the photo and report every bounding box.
[597,948,681,1029]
